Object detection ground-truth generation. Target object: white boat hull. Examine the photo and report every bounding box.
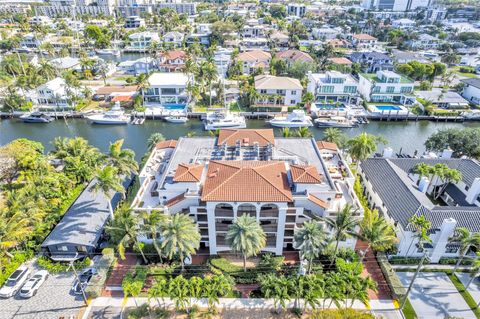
[204,122,247,130]
[87,115,129,125]
[165,117,188,124]
[268,121,313,128]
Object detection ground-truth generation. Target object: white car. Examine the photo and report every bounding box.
[18,270,49,298]
[0,266,31,298]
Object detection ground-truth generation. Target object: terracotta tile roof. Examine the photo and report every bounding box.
[308,194,329,209]
[155,140,177,149]
[217,129,275,147]
[290,165,322,184]
[201,161,292,202]
[165,192,186,207]
[163,50,186,61]
[276,49,314,63]
[353,33,377,41]
[111,95,134,102]
[316,140,338,151]
[328,57,352,65]
[236,50,271,62]
[254,75,303,90]
[173,163,204,182]
[95,85,139,95]
[327,39,349,47]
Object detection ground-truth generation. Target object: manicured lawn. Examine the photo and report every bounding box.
[451,67,479,79]
[449,273,480,319]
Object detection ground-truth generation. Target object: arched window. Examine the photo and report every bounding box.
[237,204,256,217]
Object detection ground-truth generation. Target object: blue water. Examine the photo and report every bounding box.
[376,105,402,111]
[163,104,186,110]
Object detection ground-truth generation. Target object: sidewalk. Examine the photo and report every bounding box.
[392,264,471,270]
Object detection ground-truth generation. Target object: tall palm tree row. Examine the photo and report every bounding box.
[358,209,397,262]
[347,132,387,163]
[449,228,480,273]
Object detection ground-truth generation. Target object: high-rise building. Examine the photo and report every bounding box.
[362,0,430,11]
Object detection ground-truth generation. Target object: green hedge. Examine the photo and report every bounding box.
[377,253,406,300]
[37,256,91,274]
[388,256,423,265]
[0,251,33,287]
[311,308,375,319]
[439,257,473,266]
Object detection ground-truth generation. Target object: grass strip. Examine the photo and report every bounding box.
[448,273,480,319]
[402,298,417,319]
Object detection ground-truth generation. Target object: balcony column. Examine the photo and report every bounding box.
[207,204,217,255]
[275,207,287,256]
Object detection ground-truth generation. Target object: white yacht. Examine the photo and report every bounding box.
[314,116,357,128]
[203,111,246,130]
[463,110,480,119]
[96,48,121,57]
[19,112,54,123]
[268,110,313,128]
[165,115,188,124]
[86,103,130,125]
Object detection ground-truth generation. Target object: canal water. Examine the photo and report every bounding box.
[1,119,479,160]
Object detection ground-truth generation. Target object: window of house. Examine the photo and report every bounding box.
[276,89,285,95]
[291,90,297,95]
[322,86,334,93]
[372,86,380,93]
[57,245,68,251]
[290,100,296,104]
[260,89,267,94]
[386,86,395,93]
[401,86,412,93]
[445,247,458,254]
[344,86,357,93]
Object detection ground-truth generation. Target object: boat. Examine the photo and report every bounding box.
[267,110,313,128]
[165,115,188,124]
[19,112,54,123]
[95,48,121,57]
[86,103,130,125]
[463,110,480,120]
[203,111,246,130]
[314,116,358,128]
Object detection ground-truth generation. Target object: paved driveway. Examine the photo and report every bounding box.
[0,266,85,319]
[455,272,480,305]
[397,272,476,319]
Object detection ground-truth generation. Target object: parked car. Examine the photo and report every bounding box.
[18,270,49,298]
[0,266,31,298]
[72,267,97,295]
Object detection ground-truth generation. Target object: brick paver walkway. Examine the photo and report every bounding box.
[102,253,138,297]
[355,240,392,300]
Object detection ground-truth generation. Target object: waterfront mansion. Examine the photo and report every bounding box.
[358,70,415,105]
[132,129,363,256]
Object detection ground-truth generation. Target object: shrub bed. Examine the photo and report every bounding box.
[0,251,33,287]
[377,253,406,300]
[311,308,375,319]
[439,257,473,265]
[85,248,117,299]
[388,256,423,265]
[37,256,91,273]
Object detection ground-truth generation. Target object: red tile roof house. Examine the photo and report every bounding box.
[275,49,314,67]
[131,129,363,256]
[236,50,272,75]
[158,50,187,72]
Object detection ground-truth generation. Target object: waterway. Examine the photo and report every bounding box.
[1,119,480,160]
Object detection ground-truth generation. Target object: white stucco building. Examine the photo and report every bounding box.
[143,72,188,107]
[358,70,415,104]
[307,71,359,105]
[132,129,363,256]
[254,75,303,107]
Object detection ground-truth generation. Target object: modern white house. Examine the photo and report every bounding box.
[118,57,157,75]
[351,34,378,49]
[254,75,303,107]
[131,129,363,256]
[307,71,359,105]
[359,154,480,263]
[28,77,81,110]
[358,70,415,105]
[461,78,480,105]
[163,31,184,48]
[127,31,160,50]
[143,72,188,107]
[20,33,49,49]
[124,15,145,28]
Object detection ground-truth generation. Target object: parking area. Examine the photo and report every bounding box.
[455,272,480,304]
[0,265,85,319]
[397,271,476,319]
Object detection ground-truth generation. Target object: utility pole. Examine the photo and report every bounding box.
[69,253,88,305]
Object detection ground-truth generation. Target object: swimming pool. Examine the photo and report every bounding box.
[375,105,402,111]
[163,103,187,110]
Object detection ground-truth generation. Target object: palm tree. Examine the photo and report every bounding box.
[449,228,480,273]
[160,214,200,271]
[294,221,327,274]
[323,204,359,265]
[281,127,292,137]
[106,205,148,264]
[347,133,387,163]
[106,139,138,175]
[227,214,266,272]
[148,278,168,309]
[135,73,150,107]
[358,209,397,263]
[90,166,124,214]
[147,133,166,151]
[296,127,312,138]
[323,128,346,148]
[405,215,431,257]
[37,59,57,81]
[466,252,480,290]
[141,210,167,262]
[413,162,432,185]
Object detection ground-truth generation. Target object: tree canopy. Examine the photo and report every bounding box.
[424,128,480,158]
